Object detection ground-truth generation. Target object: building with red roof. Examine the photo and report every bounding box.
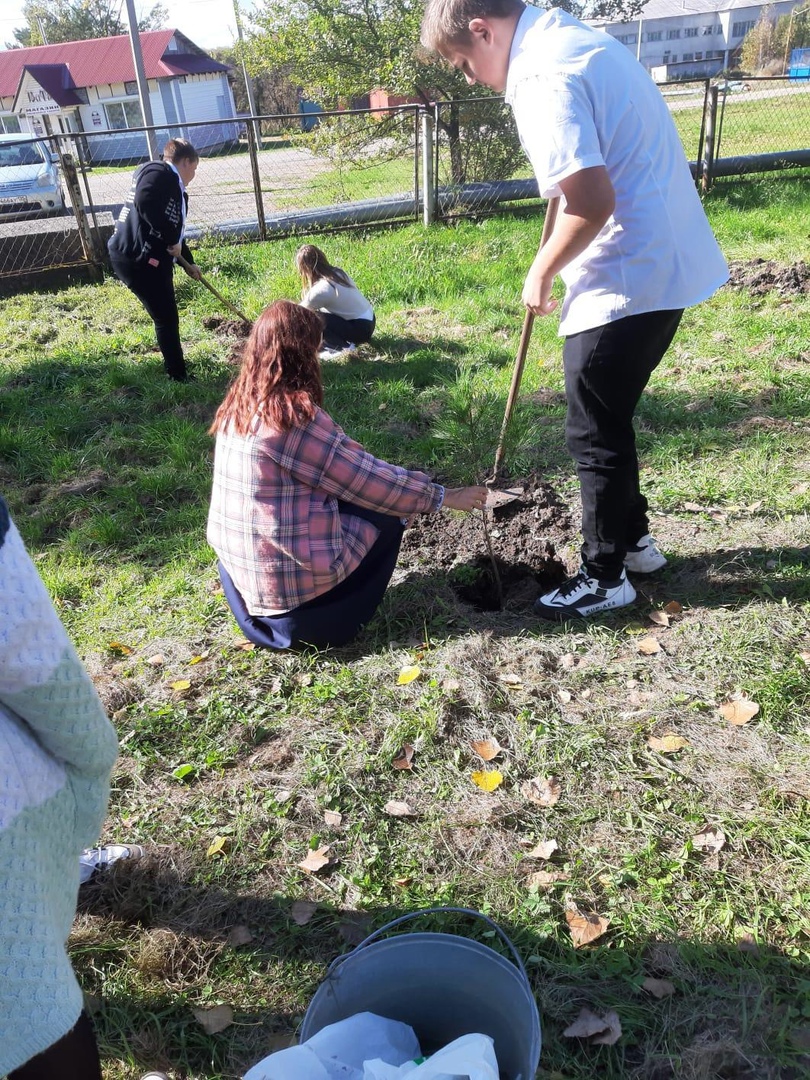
[0,30,238,162]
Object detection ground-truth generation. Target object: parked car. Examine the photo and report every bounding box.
[0,133,66,220]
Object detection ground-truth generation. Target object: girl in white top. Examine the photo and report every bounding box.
[297,244,375,354]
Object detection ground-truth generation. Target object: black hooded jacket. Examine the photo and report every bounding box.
[107,161,194,269]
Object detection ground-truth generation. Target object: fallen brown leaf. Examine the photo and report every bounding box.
[526,839,559,860]
[642,977,675,998]
[692,826,726,853]
[637,635,662,655]
[392,743,415,770]
[226,925,253,947]
[498,672,523,688]
[471,737,502,761]
[193,1004,233,1034]
[664,600,683,615]
[565,904,610,948]
[145,653,165,666]
[323,810,343,827]
[298,846,331,874]
[557,689,572,704]
[563,1008,609,1040]
[527,869,569,888]
[648,610,670,628]
[233,638,255,651]
[798,651,810,666]
[718,698,760,726]
[384,800,415,817]
[591,1011,622,1046]
[522,776,561,807]
[290,900,317,925]
[647,734,689,754]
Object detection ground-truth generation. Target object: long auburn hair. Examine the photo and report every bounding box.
[209,301,324,437]
[296,244,351,289]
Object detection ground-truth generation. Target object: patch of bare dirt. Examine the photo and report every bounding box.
[726,259,810,297]
[203,314,252,363]
[400,478,572,611]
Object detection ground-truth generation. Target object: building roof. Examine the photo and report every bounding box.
[18,63,83,106]
[0,30,228,99]
[636,0,778,16]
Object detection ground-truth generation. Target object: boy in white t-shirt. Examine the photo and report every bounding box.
[421,0,728,619]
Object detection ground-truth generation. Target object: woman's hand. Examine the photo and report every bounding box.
[443,486,489,512]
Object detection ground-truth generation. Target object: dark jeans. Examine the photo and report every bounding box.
[563,308,683,580]
[219,500,404,650]
[9,1011,102,1080]
[110,255,186,379]
[321,313,375,351]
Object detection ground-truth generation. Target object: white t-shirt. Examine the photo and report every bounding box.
[506,7,729,336]
[301,274,374,322]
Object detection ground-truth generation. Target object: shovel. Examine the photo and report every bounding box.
[490,196,560,483]
[177,254,251,325]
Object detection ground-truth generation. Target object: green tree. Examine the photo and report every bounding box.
[11,0,168,48]
[209,45,300,117]
[245,0,643,185]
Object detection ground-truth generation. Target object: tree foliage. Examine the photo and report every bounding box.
[739,3,810,74]
[209,46,301,117]
[10,0,168,48]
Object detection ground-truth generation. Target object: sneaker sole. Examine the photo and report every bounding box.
[533,595,636,622]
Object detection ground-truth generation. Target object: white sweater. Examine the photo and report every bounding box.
[301,275,373,322]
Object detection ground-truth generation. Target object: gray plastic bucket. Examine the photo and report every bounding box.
[300,906,541,1080]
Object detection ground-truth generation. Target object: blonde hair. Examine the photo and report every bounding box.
[420,0,523,51]
[296,244,352,290]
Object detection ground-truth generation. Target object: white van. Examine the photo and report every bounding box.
[0,133,66,219]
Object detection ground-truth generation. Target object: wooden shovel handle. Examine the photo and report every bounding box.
[176,254,250,324]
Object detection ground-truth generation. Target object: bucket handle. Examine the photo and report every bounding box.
[326,906,532,991]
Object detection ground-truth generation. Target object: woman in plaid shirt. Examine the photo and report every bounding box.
[207,301,487,650]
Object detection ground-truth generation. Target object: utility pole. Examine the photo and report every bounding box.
[124,0,159,160]
[233,0,262,148]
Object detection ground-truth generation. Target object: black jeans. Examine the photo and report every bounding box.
[321,313,375,351]
[563,308,683,580]
[9,1011,102,1080]
[110,255,186,379]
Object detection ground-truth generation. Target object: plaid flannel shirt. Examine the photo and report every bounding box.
[207,408,443,614]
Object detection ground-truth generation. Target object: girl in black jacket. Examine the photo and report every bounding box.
[108,138,202,382]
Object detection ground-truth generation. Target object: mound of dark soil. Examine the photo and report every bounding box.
[727,259,810,297]
[202,315,252,337]
[400,478,572,611]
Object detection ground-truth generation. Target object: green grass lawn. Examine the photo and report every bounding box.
[1,177,809,1080]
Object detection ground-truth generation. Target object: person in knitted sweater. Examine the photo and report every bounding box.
[0,497,119,1079]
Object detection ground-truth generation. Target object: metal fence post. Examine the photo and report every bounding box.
[702,85,719,193]
[60,150,104,275]
[421,109,436,226]
[246,116,267,241]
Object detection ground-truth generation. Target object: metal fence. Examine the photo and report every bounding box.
[0,78,808,289]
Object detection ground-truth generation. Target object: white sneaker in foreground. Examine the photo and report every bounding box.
[624,534,667,574]
[534,567,636,621]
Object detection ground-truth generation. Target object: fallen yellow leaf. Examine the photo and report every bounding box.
[718,698,759,726]
[472,769,503,792]
[108,641,134,656]
[637,636,662,655]
[170,679,191,691]
[647,734,689,754]
[189,652,209,664]
[207,835,230,858]
[471,737,502,761]
[397,665,420,685]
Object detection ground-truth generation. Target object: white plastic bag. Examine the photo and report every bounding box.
[364,1033,499,1080]
[244,1012,422,1080]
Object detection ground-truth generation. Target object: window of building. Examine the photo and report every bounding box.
[702,24,715,35]
[695,51,703,60]
[105,99,144,129]
[647,30,662,41]
[0,114,22,134]
[685,27,699,38]
[732,20,756,37]
[683,52,694,61]
[667,29,681,39]
[615,32,637,44]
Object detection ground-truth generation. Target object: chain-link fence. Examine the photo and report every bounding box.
[1,79,808,289]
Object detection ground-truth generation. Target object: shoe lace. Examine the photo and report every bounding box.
[556,570,591,599]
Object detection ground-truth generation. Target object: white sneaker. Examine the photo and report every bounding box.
[624,534,667,574]
[534,567,636,621]
[140,1073,169,1080]
[79,844,144,884]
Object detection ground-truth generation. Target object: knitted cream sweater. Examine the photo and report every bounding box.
[0,499,118,1074]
